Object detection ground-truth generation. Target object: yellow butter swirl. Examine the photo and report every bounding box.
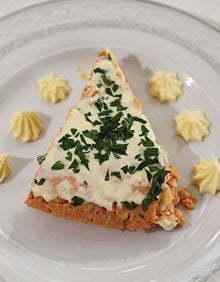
[191,158,220,195]
[174,109,210,142]
[0,153,11,183]
[148,70,182,102]
[9,111,44,142]
[38,74,70,103]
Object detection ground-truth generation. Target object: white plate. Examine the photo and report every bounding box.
[0,1,220,281]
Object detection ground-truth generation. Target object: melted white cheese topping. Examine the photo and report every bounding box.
[32,54,166,210]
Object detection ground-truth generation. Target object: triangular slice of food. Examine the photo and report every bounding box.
[26,48,186,231]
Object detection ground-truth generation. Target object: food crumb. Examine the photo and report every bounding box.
[179,188,196,210]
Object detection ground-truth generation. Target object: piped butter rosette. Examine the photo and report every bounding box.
[38,74,70,103]
[0,153,11,183]
[174,109,210,142]
[148,70,182,102]
[9,111,44,142]
[191,158,220,195]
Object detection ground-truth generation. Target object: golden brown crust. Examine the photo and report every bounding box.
[25,168,185,231]
[25,191,160,231]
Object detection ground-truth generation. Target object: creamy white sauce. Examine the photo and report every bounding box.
[32,54,166,210]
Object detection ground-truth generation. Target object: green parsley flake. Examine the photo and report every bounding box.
[121,201,137,210]
[93,67,106,74]
[68,159,80,173]
[111,171,121,179]
[112,84,119,92]
[51,161,64,170]
[71,196,85,206]
[105,169,110,181]
[142,169,169,211]
[97,81,103,88]
[107,53,112,60]
[65,151,73,161]
[34,178,46,185]
[37,154,46,165]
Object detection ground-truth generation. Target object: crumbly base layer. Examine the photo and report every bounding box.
[26,163,188,231]
[25,188,185,231]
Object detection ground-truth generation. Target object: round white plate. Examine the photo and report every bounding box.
[0,1,220,281]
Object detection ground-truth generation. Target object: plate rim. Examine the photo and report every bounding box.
[1,0,220,34]
[0,0,220,75]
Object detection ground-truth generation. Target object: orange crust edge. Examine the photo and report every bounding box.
[25,191,184,231]
[25,166,185,231]
[25,192,159,231]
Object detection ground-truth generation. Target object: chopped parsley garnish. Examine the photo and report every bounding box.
[107,53,112,60]
[105,169,110,181]
[112,84,119,92]
[37,154,46,165]
[101,74,114,86]
[93,67,106,74]
[121,165,136,174]
[68,159,80,173]
[121,201,137,210]
[85,112,101,126]
[142,169,169,211]
[110,96,127,111]
[106,87,113,97]
[111,171,121,179]
[51,161,64,170]
[95,97,108,112]
[97,81,103,88]
[71,128,78,136]
[75,143,90,170]
[58,133,76,150]
[65,151,73,161]
[34,178,46,185]
[55,63,166,212]
[71,196,85,206]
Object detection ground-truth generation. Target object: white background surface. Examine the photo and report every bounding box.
[0,0,220,30]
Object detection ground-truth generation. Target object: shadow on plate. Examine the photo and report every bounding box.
[2,156,33,185]
[120,54,153,106]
